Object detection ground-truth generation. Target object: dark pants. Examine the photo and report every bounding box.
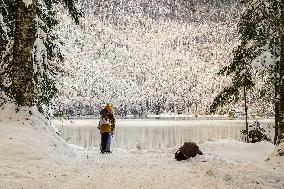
[101,133,111,153]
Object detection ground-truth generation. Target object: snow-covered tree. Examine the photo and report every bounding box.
[55,0,257,117]
[0,0,80,115]
[213,0,283,144]
[210,43,255,142]
[240,0,284,144]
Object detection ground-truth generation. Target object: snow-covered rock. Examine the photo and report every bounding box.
[269,142,284,159]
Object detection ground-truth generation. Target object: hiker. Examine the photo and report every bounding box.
[98,104,115,153]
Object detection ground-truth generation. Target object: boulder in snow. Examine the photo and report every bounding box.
[175,142,203,161]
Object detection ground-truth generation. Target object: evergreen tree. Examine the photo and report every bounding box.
[0,0,80,114]
[211,0,284,144]
[210,43,255,142]
[238,0,284,144]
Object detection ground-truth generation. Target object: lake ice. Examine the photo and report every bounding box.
[53,119,274,150]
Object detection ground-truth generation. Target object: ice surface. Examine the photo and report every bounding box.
[53,119,274,150]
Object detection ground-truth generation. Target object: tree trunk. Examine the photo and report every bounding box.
[8,0,37,107]
[244,86,249,142]
[277,3,284,144]
[278,39,284,144]
[274,81,279,145]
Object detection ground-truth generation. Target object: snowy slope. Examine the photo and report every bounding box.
[0,107,283,189]
[0,104,79,188]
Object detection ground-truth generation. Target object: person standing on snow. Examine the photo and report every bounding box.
[97,104,115,153]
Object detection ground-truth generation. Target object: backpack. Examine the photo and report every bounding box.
[98,109,112,133]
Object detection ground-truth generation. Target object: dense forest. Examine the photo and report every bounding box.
[0,0,272,118]
[52,0,273,118]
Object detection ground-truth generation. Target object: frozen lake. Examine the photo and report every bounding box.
[53,119,274,150]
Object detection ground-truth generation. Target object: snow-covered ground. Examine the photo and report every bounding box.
[0,105,283,189]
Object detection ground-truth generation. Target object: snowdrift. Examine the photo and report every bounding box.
[0,103,80,188]
[0,103,76,161]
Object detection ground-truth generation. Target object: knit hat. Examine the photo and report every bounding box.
[104,103,112,112]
